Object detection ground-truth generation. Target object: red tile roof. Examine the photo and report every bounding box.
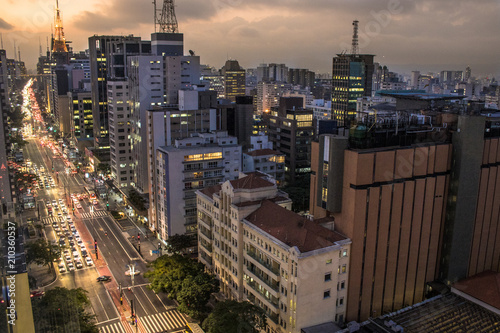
[229,173,275,190]
[245,200,348,253]
[246,149,283,157]
[453,270,500,310]
[198,184,221,198]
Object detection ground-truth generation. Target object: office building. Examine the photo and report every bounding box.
[197,172,352,332]
[310,93,500,322]
[331,54,374,127]
[88,35,150,160]
[155,132,241,242]
[263,97,314,184]
[222,60,246,102]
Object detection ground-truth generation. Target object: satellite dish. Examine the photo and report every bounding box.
[189,50,195,56]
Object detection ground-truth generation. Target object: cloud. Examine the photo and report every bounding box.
[0,18,14,30]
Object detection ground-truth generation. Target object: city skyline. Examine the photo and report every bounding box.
[1,0,500,76]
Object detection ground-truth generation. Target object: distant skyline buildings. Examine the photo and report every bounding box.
[1,0,499,78]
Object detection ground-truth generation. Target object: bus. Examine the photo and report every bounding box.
[85,187,97,200]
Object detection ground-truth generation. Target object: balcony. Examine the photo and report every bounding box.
[244,277,279,309]
[198,227,213,240]
[200,240,212,253]
[245,264,279,293]
[246,250,280,276]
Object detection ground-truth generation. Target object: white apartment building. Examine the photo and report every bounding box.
[108,80,134,189]
[155,132,241,242]
[243,149,285,186]
[197,173,351,332]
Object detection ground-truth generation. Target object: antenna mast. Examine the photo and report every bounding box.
[154,0,178,33]
[351,20,359,56]
[0,34,3,49]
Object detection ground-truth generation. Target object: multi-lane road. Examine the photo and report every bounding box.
[24,138,188,333]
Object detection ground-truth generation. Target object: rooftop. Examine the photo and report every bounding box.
[245,200,348,253]
[453,270,500,310]
[229,173,275,190]
[245,149,283,157]
[379,92,467,101]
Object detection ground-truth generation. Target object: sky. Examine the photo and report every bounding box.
[1,0,500,78]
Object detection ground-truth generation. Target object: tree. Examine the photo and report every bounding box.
[202,300,267,333]
[25,238,61,271]
[32,287,98,333]
[145,254,219,319]
[177,272,219,318]
[145,254,202,299]
[165,234,196,255]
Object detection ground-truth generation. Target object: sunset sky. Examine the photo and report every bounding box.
[1,0,499,77]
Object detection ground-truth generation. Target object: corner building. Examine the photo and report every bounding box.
[310,95,500,322]
[197,173,351,332]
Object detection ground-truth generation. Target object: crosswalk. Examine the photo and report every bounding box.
[42,216,63,225]
[98,320,127,333]
[139,310,188,333]
[81,210,108,219]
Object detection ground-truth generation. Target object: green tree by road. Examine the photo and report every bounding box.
[25,238,61,272]
[202,300,267,333]
[145,254,219,319]
[31,287,98,333]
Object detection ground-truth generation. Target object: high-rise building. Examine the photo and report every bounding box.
[197,172,352,331]
[310,93,500,322]
[465,66,472,82]
[288,68,315,88]
[222,60,246,102]
[88,35,150,161]
[155,132,241,242]
[107,81,133,189]
[0,49,14,213]
[263,97,314,184]
[331,54,374,127]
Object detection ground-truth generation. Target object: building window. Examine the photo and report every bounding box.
[323,290,331,299]
[326,259,332,264]
[337,297,344,307]
[342,249,348,257]
[325,273,332,282]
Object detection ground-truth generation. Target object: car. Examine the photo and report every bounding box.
[58,263,66,273]
[65,255,72,263]
[30,290,45,298]
[73,251,80,258]
[75,261,83,269]
[80,245,86,252]
[67,263,75,271]
[125,270,140,276]
[76,204,82,209]
[97,276,111,282]
[85,257,93,266]
[92,200,98,205]
[81,250,88,258]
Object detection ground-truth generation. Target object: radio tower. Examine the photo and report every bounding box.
[351,20,359,56]
[52,0,68,53]
[154,0,179,33]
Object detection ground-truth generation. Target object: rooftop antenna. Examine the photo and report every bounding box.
[154,0,178,33]
[18,47,21,62]
[351,20,359,56]
[39,36,42,56]
[0,33,3,49]
[13,40,17,61]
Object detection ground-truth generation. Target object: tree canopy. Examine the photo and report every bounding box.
[202,300,267,333]
[164,234,196,255]
[145,254,219,318]
[26,238,61,268]
[32,287,98,333]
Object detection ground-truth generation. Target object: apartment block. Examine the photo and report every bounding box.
[155,132,241,242]
[197,172,351,332]
[108,81,133,189]
[243,149,285,186]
